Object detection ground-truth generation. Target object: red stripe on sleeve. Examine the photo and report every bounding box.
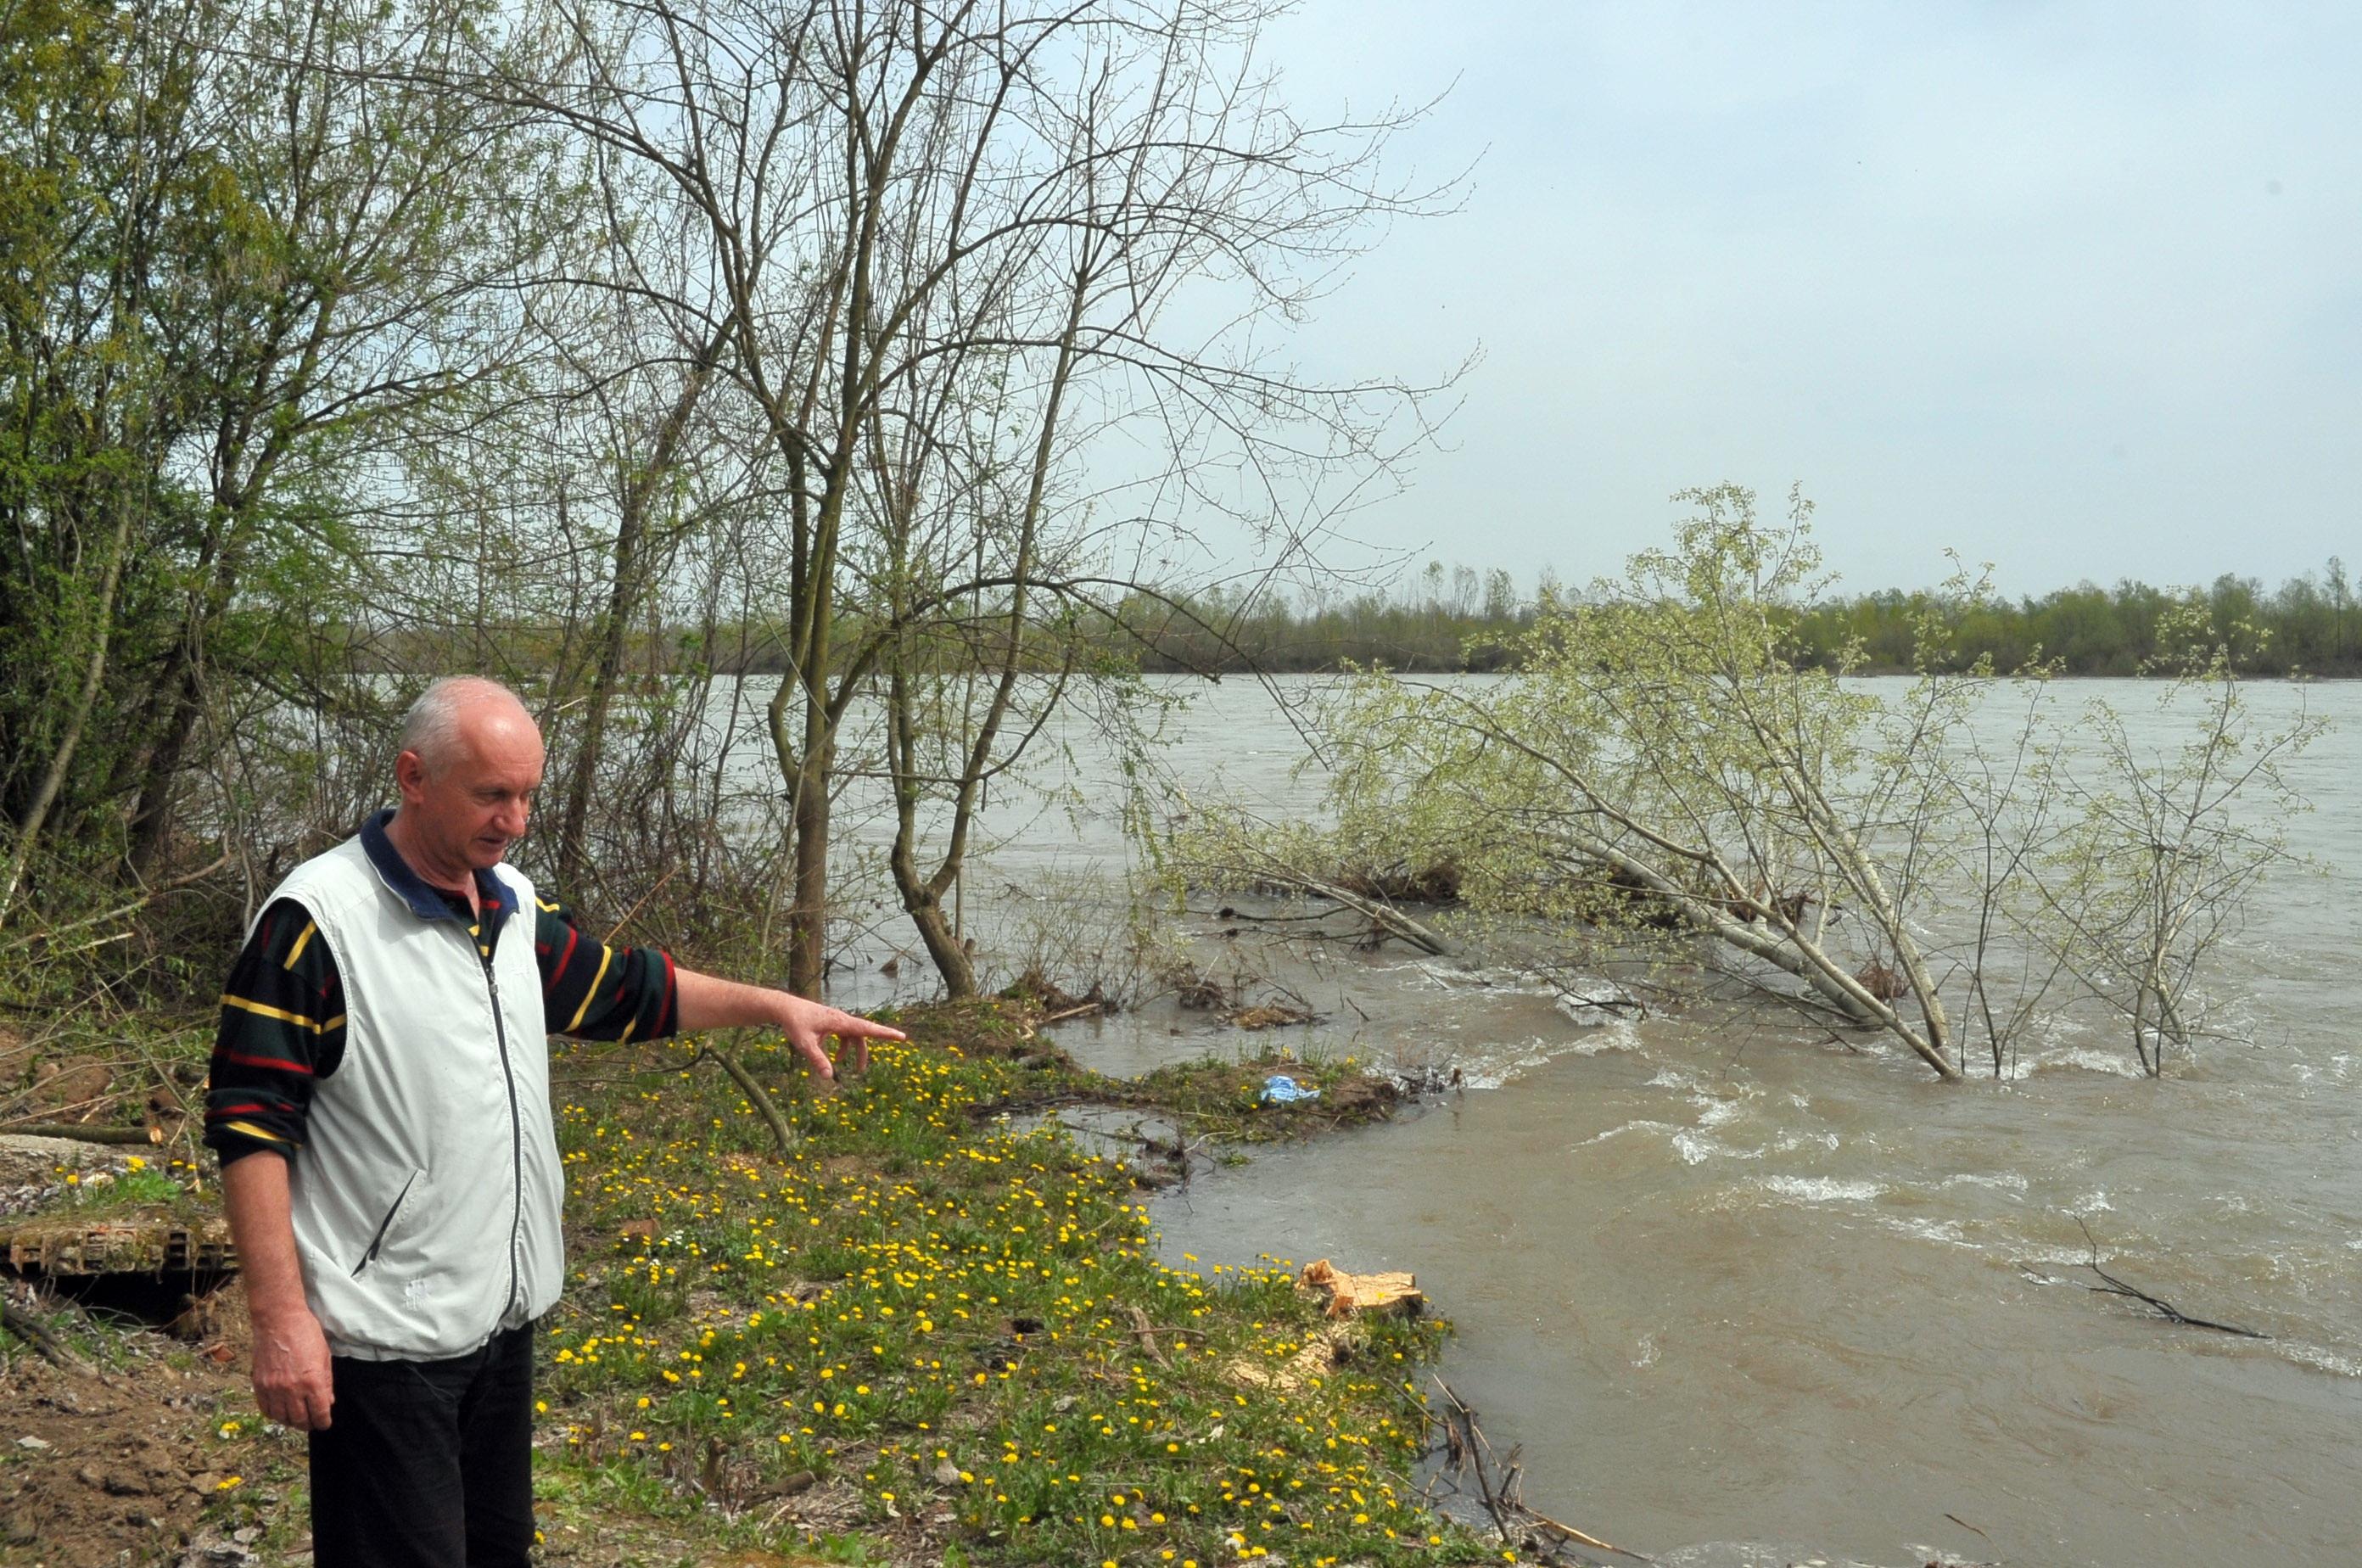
[545,924,579,997]
[215,1050,316,1076]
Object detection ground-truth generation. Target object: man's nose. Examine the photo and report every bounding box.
[499,798,529,837]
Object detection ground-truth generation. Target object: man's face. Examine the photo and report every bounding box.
[395,707,546,874]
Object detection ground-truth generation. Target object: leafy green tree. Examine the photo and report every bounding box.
[1,0,560,925]
[0,0,222,916]
[2025,608,2321,1073]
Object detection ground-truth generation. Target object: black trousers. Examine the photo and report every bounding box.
[307,1324,535,1568]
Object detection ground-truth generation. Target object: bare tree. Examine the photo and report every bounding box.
[849,2,1451,994]
[454,0,1452,994]
[2020,608,2320,1074]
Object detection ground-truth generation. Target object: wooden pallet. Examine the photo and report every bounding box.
[0,1215,237,1276]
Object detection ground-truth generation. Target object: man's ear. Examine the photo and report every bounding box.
[393,748,428,803]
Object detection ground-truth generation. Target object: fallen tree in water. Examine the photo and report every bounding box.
[1164,485,2320,1079]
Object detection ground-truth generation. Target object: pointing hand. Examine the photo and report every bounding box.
[778,994,906,1079]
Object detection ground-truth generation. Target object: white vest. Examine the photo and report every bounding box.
[259,835,565,1360]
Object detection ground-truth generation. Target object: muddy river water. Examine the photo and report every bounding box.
[798,674,2362,1565]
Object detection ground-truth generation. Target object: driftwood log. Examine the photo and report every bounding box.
[0,1123,162,1146]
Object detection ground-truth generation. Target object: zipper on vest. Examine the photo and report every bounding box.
[484,946,526,1324]
[351,1171,418,1277]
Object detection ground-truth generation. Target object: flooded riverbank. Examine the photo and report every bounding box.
[798,674,2361,1565]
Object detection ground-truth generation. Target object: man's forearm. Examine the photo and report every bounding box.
[221,1152,311,1324]
[221,1150,337,1431]
[672,966,800,1033]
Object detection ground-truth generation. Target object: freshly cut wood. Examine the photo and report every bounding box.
[2,1123,161,1146]
[1223,1325,1342,1392]
[1297,1257,1422,1319]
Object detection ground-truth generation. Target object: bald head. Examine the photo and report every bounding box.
[400,676,538,779]
[388,677,546,888]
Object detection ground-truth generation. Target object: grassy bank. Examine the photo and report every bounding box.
[533,1000,1489,1565]
[4,1000,1509,1567]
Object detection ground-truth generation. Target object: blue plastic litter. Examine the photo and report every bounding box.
[1258,1073,1320,1106]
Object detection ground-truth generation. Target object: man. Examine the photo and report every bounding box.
[204,676,903,1567]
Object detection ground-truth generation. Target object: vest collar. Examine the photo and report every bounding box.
[359,809,519,927]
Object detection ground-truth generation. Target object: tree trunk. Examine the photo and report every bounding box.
[123,650,203,876]
[887,670,979,997]
[0,504,135,925]
[882,267,1089,996]
[787,749,831,997]
[556,338,719,893]
[1564,832,1962,1079]
[903,882,975,996]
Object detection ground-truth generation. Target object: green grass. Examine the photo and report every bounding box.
[538,1001,1497,1565]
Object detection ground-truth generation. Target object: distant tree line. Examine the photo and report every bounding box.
[1787,564,2362,676]
[1083,559,2362,676]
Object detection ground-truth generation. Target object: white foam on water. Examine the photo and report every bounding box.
[1632,1332,1660,1369]
[2015,1244,2105,1268]
[2074,1189,2115,1214]
[1694,1096,1748,1130]
[1576,1118,1679,1148]
[1757,1174,1886,1204]
[1564,1019,1646,1057]
[1672,1128,1764,1166]
[2282,1342,2362,1380]
[1454,1019,1647,1088]
[1942,1171,2029,1195]
[2008,1047,2145,1080]
[1772,1131,1842,1153]
[1554,980,1637,1026]
[1878,1214,1979,1249]
[1410,960,1559,998]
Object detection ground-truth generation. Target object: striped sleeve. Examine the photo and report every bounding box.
[535,898,678,1042]
[204,898,346,1167]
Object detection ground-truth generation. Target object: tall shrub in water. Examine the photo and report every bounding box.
[1312,484,1967,1077]
[1173,484,2319,1079]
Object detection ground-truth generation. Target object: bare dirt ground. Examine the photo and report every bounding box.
[0,1293,306,1568]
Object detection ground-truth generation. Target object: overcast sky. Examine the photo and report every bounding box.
[1237,0,2362,596]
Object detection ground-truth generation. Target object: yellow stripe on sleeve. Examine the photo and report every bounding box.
[565,946,614,1033]
[219,994,339,1034]
[221,1120,292,1145]
[283,921,317,968]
